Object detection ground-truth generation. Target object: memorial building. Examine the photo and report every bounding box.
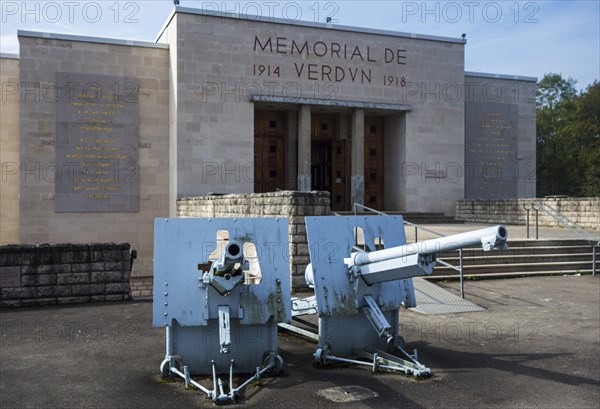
[0,7,536,287]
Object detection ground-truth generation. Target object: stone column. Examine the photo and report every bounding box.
[286,111,298,190]
[351,108,365,206]
[297,105,311,191]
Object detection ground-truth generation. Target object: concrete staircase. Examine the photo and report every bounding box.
[334,211,463,224]
[402,212,464,224]
[432,239,598,278]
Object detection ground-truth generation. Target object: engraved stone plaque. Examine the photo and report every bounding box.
[54,72,139,212]
[465,101,518,199]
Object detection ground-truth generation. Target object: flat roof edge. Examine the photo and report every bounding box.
[0,53,19,60]
[171,7,466,44]
[466,71,537,82]
[17,30,169,50]
[251,95,413,111]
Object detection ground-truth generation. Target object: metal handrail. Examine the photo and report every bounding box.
[349,203,467,297]
[525,201,598,276]
[352,203,448,240]
[532,202,599,243]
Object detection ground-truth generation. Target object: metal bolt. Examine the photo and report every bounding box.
[276,279,281,284]
[164,323,167,326]
[164,282,168,286]
[277,298,281,302]
[164,302,168,306]
[164,292,168,296]
[164,312,168,316]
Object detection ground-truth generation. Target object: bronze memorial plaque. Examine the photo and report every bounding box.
[54,72,139,212]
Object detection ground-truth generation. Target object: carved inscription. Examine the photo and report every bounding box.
[465,102,518,199]
[253,36,408,87]
[54,72,139,212]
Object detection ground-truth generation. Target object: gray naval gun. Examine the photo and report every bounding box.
[285,215,508,376]
[152,215,507,402]
[153,217,290,403]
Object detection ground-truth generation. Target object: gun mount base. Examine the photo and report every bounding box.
[313,345,430,377]
[161,353,284,403]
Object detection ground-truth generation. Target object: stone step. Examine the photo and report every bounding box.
[432,260,598,275]
[332,211,464,224]
[429,269,597,280]
[435,253,597,267]
[401,212,463,224]
[436,245,592,258]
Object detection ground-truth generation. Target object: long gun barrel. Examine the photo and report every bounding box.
[347,225,508,267]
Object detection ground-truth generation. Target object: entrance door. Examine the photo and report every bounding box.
[364,117,384,209]
[310,114,348,210]
[254,111,285,193]
[331,140,348,210]
[311,141,332,192]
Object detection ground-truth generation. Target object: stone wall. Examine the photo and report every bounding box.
[0,243,133,307]
[0,55,20,244]
[131,276,153,298]
[177,191,331,289]
[16,33,170,293]
[456,198,600,230]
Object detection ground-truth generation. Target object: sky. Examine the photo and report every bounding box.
[1,0,598,90]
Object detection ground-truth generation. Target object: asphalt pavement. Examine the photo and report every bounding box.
[1,275,598,408]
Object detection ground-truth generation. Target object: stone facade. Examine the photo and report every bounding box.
[0,243,133,307]
[456,198,600,230]
[177,191,331,289]
[131,276,153,298]
[15,34,170,286]
[0,55,20,244]
[0,8,538,303]
[160,10,467,215]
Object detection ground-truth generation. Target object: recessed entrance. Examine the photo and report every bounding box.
[254,107,387,211]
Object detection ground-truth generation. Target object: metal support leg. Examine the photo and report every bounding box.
[183,365,190,388]
[525,208,530,239]
[362,295,394,350]
[593,245,597,277]
[459,249,464,299]
[534,208,539,240]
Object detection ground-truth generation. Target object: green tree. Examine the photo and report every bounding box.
[568,81,600,196]
[536,74,600,197]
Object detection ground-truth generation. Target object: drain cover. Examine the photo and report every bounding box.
[316,385,379,403]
